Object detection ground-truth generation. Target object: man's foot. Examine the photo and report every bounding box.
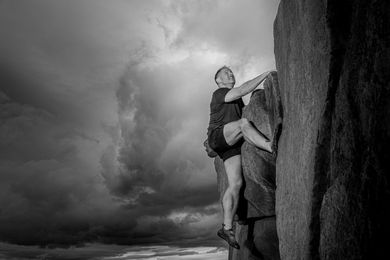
[270,139,278,158]
[217,224,240,249]
[265,141,273,153]
[265,139,278,158]
[271,148,277,158]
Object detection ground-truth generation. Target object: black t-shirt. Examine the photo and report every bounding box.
[207,87,244,136]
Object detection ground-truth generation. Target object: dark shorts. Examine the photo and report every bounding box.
[208,126,244,161]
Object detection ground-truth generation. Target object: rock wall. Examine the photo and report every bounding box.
[213,72,282,260]
[274,0,390,259]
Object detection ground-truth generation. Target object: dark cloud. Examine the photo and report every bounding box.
[98,59,222,245]
[0,86,220,247]
[100,58,220,201]
[0,92,117,247]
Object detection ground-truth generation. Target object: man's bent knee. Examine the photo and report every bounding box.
[239,118,250,130]
[229,180,243,192]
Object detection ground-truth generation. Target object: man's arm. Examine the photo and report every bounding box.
[224,71,273,102]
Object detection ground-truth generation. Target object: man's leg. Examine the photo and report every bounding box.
[222,154,242,230]
[223,118,272,152]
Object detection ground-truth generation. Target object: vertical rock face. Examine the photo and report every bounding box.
[274,0,390,259]
[241,72,282,219]
[273,1,330,258]
[213,73,282,260]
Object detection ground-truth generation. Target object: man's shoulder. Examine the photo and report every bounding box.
[212,87,230,97]
[210,88,230,105]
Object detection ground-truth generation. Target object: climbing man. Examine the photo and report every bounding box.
[206,66,274,249]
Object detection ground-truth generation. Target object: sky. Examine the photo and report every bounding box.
[0,0,280,258]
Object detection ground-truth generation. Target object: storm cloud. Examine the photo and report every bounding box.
[0,0,279,254]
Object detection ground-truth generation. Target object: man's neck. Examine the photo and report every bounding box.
[218,83,235,89]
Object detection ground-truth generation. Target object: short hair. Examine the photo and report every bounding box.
[214,66,230,84]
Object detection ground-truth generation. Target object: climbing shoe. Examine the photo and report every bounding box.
[217,224,240,249]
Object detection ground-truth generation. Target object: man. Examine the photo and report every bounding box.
[206,66,273,249]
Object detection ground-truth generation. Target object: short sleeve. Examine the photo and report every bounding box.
[213,88,230,104]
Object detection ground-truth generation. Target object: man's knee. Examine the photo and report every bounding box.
[239,118,250,130]
[229,179,243,192]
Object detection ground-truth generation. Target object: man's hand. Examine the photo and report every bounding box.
[224,70,273,102]
[203,139,218,158]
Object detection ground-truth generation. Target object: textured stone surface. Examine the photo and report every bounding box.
[274,0,390,259]
[228,217,280,260]
[213,73,282,259]
[242,72,282,218]
[253,217,280,260]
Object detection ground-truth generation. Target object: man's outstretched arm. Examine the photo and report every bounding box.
[224,71,273,102]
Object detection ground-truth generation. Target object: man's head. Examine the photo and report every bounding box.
[214,66,235,88]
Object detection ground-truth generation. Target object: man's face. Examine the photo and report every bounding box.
[218,68,235,86]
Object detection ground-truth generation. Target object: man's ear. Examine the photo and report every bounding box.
[215,76,221,85]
